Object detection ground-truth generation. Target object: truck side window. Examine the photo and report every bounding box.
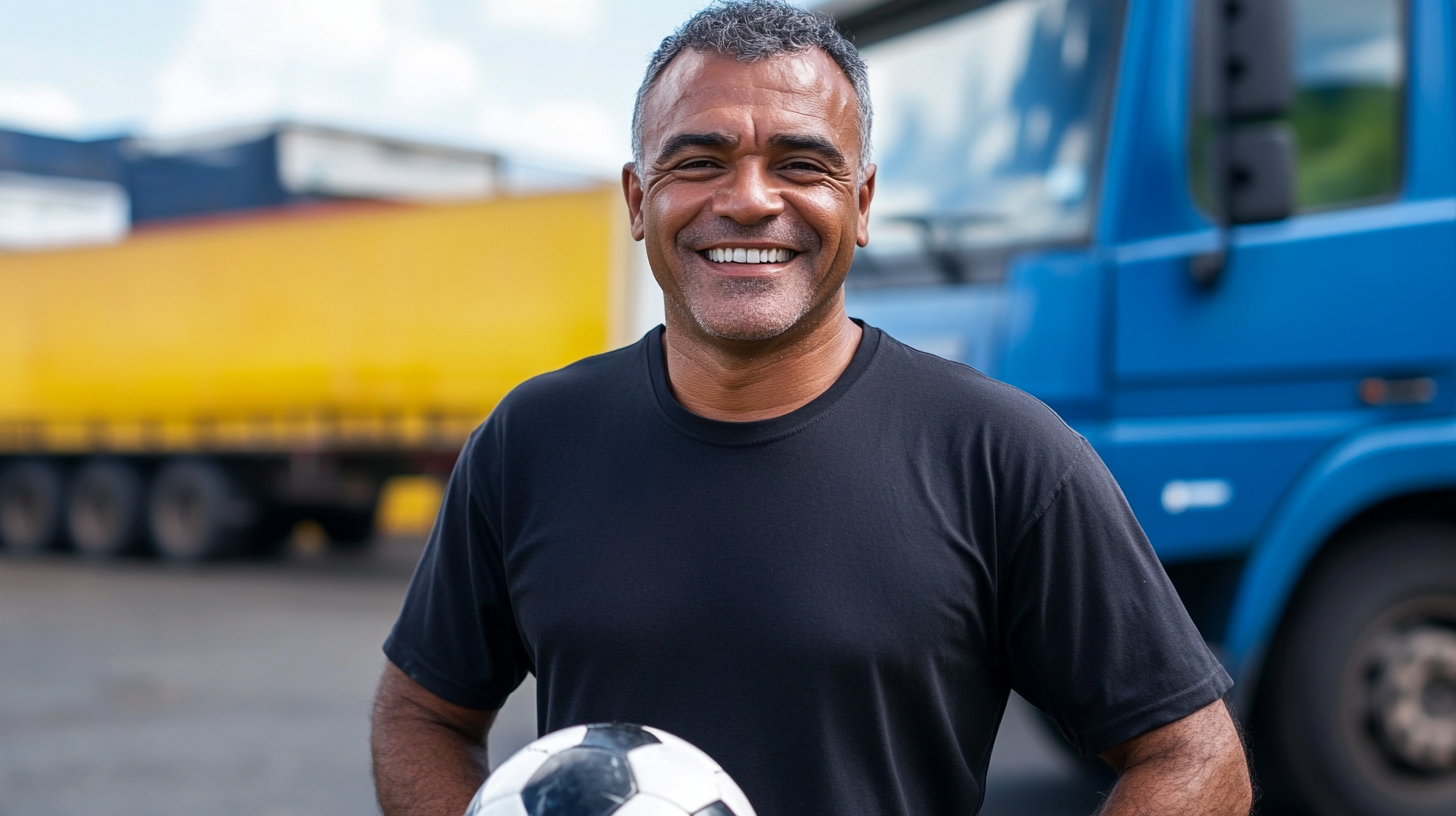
[1292,0,1404,208]
[1192,0,1405,215]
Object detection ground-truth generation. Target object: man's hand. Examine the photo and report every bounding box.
[371,662,499,816]
[1096,699,1252,816]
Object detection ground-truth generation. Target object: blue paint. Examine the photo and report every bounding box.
[1225,417,1456,684]
[847,283,1011,376]
[848,0,1456,696]
[1091,411,1369,562]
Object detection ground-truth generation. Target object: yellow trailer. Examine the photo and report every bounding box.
[0,187,641,560]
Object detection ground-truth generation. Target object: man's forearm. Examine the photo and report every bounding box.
[1096,700,1252,816]
[371,663,496,816]
[1096,743,1250,816]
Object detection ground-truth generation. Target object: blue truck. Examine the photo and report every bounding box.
[824,0,1455,813]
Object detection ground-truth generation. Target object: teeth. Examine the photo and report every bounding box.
[707,248,792,264]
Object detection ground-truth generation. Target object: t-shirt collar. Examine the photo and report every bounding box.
[643,319,882,447]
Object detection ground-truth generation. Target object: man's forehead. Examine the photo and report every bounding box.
[641,48,858,145]
[657,48,842,97]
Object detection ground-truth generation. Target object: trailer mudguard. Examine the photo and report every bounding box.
[1224,417,1456,694]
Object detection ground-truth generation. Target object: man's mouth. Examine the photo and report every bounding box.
[701,247,797,264]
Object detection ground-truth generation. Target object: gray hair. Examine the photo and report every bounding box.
[630,0,872,177]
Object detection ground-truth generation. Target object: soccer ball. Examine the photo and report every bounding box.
[465,723,757,816]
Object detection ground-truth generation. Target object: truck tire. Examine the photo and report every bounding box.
[0,459,65,555]
[67,458,147,558]
[1256,521,1456,816]
[148,459,253,562]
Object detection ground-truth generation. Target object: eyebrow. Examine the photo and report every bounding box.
[655,132,739,164]
[654,131,850,169]
[767,133,848,169]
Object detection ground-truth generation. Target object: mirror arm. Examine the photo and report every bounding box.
[1192,120,1233,290]
[1190,0,1233,291]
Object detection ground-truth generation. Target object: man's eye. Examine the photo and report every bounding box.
[781,161,826,174]
[677,160,719,171]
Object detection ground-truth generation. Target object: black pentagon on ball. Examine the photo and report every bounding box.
[692,802,738,816]
[580,723,661,753]
[522,747,636,816]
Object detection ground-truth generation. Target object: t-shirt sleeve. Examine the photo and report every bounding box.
[382,422,531,711]
[1001,441,1233,757]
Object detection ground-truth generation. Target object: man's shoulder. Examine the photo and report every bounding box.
[868,328,1080,449]
[462,334,650,458]
[502,335,647,412]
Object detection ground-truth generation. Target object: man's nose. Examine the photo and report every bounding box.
[711,161,784,225]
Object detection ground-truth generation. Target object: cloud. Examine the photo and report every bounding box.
[386,36,479,109]
[150,0,480,133]
[481,0,602,38]
[0,84,85,133]
[476,98,622,171]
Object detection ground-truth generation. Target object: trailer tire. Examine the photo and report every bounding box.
[68,458,147,558]
[1256,521,1456,816]
[318,506,377,550]
[0,459,65,555]
[149,459,253,562]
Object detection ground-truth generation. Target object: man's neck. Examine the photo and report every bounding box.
[661,305,864,423]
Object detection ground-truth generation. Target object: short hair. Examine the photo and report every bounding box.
[630,0,872,176]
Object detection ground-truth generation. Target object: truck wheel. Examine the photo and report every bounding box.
[1257,522,1456,816]
[148,459,253,562]
[67,458,146,558]
[0,459,65,555]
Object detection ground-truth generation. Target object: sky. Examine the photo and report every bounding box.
[0,0,747,178]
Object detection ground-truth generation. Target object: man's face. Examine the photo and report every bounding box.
[624,48,875,343]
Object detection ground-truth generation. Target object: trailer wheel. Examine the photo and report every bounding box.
[67,458,146,558]
[0,459,65,555]
[149,459,253,562]
[1257,522,1456,816]
[318,506,378,550]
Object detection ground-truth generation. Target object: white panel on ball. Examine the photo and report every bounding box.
[642,727,722,771]
[608,792,690,816]
[525,724,588,754]
[478,749,552,804]
[472,792,530,816]
[714,771,758,816]
[627,743,722,813]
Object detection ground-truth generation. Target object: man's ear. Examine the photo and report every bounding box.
[856,164,876,248]
[622,164,646,241]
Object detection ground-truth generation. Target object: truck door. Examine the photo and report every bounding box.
[1108,0,1456,561]
[842,0,1125,422]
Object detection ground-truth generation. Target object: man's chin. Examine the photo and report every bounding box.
[683,303,807,343]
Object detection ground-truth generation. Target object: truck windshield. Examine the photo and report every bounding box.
[851,0,1124,285]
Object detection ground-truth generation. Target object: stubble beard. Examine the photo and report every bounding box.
[670,219,826,342]
[676,273,819,342]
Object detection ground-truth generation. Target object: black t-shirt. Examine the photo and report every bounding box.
[384,323,1231,816]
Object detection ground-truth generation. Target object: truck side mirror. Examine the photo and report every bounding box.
[1198,0,1294,120]
[1224,0,1294,120]
[1228,123,1295,224]
[1190,0,1296,285]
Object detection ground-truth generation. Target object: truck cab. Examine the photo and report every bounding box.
[826,0,1456,812]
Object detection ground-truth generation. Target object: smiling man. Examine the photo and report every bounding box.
[370,3,1252,816]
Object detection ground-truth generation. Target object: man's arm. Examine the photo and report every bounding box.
[1096,699,1252,816]
[371,661,499,816]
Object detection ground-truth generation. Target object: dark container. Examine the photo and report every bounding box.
[0,128,125,182]
[121,129,313,224]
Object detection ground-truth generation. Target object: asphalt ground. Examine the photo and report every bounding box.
[0,539,1106,816]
